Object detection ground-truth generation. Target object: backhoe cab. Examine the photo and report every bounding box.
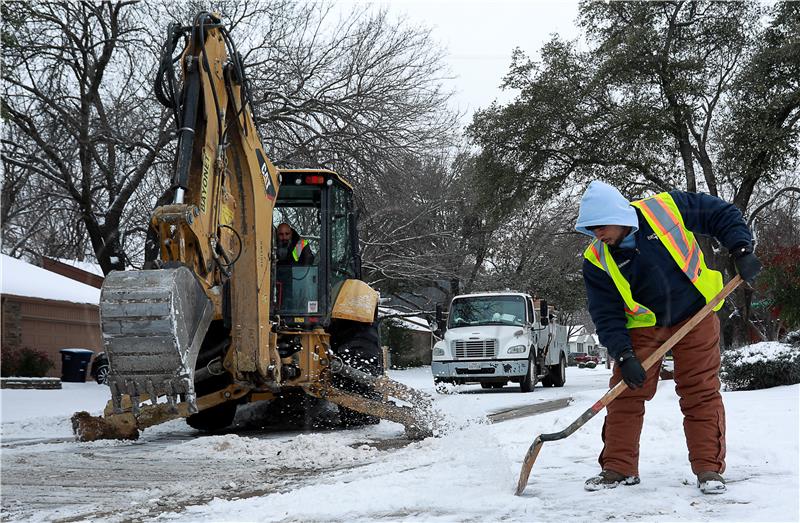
[272,169,365,329]
[71,13,437,442]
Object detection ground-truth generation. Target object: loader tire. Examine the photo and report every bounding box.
[186,323,237,431]
[186,401,238,432]
[334,324,383,427]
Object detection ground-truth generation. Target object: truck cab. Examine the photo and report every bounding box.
[431,292,568,392]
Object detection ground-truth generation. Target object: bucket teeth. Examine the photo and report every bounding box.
[100,267,213,416]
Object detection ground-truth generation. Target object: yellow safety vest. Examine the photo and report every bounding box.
[584,192,724,329]
[292,239,307,262]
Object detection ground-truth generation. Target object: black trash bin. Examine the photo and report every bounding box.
[60,349,95,382]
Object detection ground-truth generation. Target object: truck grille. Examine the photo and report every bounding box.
[453,339,497,359]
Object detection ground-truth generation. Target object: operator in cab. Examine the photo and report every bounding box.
[276,222,314,266]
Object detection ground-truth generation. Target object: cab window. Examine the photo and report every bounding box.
[272,186,321,315]
[330,183,355,288]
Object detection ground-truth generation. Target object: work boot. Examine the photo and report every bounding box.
[584,469,641,491]
[697,471,726,494]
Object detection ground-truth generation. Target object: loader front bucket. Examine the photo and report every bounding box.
[99,267,213,415]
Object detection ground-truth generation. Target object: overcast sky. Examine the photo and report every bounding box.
[357,0,582,121]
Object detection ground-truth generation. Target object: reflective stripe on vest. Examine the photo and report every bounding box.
[631,193,723,310]
[632,195,700,282]
[292,239,306,262]
[584,192,724,329]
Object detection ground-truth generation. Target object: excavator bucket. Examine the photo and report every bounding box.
[99,267,213,415]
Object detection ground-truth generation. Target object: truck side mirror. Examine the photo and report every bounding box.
[435,303,446,336]
[539,300,549,326]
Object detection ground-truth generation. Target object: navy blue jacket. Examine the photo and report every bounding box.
[583,191,752,359]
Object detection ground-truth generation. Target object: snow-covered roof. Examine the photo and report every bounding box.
[569,332,591,343]
[1,254,101,305]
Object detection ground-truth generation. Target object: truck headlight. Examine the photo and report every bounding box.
[433,347,445,357]
[507,344,527,354]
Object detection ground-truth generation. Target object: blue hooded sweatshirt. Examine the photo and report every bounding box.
[575,181,639,249]
[574,181,752,358]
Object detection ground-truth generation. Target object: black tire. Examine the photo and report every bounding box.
[549,354,567,387]
[333,323,383,427]
[541,373,553,387]
[187,323,237,431]
[94,364,110,385]
[90,353,110,384]
[186,401,238,431]
[520,353,538,392]
[480,382,493,389]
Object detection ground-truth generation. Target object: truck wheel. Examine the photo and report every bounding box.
[549,354,567,387]
[520,355,538,392]
[480,382,493,389]
[334,324,383,427]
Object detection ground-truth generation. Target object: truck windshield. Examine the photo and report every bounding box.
[448,295,526,328]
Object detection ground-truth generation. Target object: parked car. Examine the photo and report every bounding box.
[90,352,109,385]
[574,353,600,365]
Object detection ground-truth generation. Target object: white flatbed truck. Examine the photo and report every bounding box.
[431,292,568,391]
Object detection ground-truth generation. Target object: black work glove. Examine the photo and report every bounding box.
[617,349,646,389]
[732,245,762,285]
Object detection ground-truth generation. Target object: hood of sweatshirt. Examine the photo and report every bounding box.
[575,180,639,238]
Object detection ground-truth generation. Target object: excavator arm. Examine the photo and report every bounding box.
[98,13,280,416]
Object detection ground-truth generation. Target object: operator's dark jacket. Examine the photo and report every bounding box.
[583,191,752,359]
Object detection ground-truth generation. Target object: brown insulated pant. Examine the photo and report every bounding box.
[599,313,726,476]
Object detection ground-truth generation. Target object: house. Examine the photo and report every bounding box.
[567,324,607,364]
[1,255,103,377]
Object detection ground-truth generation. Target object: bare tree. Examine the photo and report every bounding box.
[2,1,173,273]
[2,1,460,281]
[358,150,468,292]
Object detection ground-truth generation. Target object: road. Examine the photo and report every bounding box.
[1,367,610,522]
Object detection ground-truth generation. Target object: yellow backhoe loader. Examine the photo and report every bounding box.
[72,12,437,442]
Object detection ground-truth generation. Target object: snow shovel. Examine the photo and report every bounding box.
[515,275,742,496]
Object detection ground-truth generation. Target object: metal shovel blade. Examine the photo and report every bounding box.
[515,436,544,495]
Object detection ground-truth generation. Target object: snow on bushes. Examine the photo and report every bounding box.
[721,341,800,391]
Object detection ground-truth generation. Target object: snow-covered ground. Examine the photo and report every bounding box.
[2,366,798,522]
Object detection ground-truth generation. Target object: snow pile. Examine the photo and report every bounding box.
[733,341,800,365]
[721,341,800,391]
[171,433,379,469]
[169,422,525,523]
